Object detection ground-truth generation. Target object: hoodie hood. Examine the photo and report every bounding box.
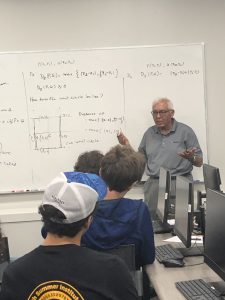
[82,198,144,249]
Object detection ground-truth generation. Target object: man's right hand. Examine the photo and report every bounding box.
[117,131,130,146]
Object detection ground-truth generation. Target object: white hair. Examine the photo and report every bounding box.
[152,97,174,110]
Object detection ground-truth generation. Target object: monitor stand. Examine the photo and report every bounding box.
[177,245,204,257]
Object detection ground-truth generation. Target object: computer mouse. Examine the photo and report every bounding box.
[162,258,185,268]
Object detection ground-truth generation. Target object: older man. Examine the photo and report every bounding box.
[117,97,203,218]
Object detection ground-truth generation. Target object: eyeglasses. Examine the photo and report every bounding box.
[151,110,172,116]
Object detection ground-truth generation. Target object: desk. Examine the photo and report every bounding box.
[145,233,222,300]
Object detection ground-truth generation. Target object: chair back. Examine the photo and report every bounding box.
[101,244,136,271]
[99,244,143,298]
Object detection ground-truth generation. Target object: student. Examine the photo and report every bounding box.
[0,173,138,300]
[41,150,107,240]
[82,145,155,299]
[41,172,107,238]
[68,149,107,200]
[74,150,104,175]
[64,171,107,200]
[117,97,203,218]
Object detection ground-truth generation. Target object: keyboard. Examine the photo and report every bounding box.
[176,279,223,300]
[155,243,184,262]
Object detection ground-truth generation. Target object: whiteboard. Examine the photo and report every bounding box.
[0,44,207,191]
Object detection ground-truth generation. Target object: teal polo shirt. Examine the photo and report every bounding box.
[138,119,203,177]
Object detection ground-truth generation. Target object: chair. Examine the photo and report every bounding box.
[0,237,10,286]
[99,244,143,299]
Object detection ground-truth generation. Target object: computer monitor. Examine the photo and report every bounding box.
[173,175,203,256]
[156,167,171,224]
[203,163,221,192]
[174,175,194,249]
[204,189,225,292]
[153,167,174,234]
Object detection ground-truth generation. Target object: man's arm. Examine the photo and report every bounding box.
[117,131,130,146]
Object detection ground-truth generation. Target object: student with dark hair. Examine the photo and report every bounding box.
[82,145,155,299]
[74,150,104,175]
[0,173,138,300]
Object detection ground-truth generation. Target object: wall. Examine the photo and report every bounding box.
[0,0,224,257]
[0,192,43,258]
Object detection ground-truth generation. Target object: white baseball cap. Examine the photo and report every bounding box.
[42,173,98,224]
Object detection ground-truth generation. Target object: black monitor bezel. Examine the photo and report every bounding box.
[174,175,194,248]
[204,189,225,282]
[156,167,171,224]
[203,163,221,192]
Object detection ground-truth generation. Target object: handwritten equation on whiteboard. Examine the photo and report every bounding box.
[0,44,206,190]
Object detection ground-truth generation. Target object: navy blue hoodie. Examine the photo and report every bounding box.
[82,198,155,268]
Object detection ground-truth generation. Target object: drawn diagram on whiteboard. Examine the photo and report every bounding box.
[31,115,63,151]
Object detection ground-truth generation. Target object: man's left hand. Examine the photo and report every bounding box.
[178,147,197,160]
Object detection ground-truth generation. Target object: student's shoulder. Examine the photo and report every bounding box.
[2,248,38,275]
[122,198,146,209]
[124,197,148,207]
[128,199,151,219]
[123,198,143,204]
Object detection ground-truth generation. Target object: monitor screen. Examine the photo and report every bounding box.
[156,167,170,224]
[203,164,221,192]
[174,175,194,248]
[204,189,225,282]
